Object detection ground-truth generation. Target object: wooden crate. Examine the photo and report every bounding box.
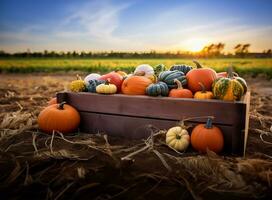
[57,91,250,156]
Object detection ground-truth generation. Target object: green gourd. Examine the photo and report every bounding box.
[146,81,169,96]
[158,70,187,88]
[170,64,193,75]
[154,64,166,77]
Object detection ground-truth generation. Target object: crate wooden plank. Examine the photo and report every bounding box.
[57,92,249,126]
[79,112,242,154]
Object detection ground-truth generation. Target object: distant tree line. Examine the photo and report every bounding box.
[0,43,271,58]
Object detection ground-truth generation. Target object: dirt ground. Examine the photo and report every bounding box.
[0,73,272,200]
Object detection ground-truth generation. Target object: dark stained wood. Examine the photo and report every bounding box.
[56,91,250,155]
[79,112,241,154]
[57,92,250,126]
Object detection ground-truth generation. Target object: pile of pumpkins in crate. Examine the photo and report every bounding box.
[69,60,248,101]
[38,61,248,154]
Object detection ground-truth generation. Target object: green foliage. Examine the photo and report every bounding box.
[0,58,271,78]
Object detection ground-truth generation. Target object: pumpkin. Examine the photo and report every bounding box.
[99,71,123,92]
[48,97,57,106]
[158,70,187,89]
[115,70,128,78]
[96,79,117,94]
[134,64,154,77]
[194,82,213,99]
[212,68,245,101]
[84,73,101,86]
[86,79,105,93]
[169,79,193,98]
[154,64,166,76]
[186,60,217,93]
[146,81,169,97]
[69,75,86,92]
[121,76,152,95]
[170,64,193,75]
[38,102,80,134]
[191,118,224,153]
[166,123,190,151]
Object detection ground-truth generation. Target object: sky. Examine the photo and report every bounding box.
[0,0,272,53]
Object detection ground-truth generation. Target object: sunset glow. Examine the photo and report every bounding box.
[184,38,209,52]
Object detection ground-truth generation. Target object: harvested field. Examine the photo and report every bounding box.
[0,74,272,200]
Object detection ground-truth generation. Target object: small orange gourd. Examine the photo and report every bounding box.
[194,82,213,99]
[169,79,193,98]
[191,118,224,153]
[38,102,80,134]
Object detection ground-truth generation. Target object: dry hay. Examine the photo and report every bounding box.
[0,74,272,200]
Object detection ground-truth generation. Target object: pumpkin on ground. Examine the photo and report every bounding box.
[69,75,86,92]
[191,118,224,153]
[96,79,117,94]
[166,122,190,151]
[121,76,152,95]
[194,82,213,99]
[146,81,169,97]
[212,67,245,101]
[86,79,105,93]
[38,102,80,134]
[47,97,57,106]
[170,64,193,75]
[84,73,101,86]
[186,60,217,93]
[158,70,187,89]
[99,71,123,92]
[169,79,193,98]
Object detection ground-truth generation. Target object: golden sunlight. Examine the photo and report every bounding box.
[184,38,209,52]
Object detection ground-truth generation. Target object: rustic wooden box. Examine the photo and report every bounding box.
[57,91,250,156]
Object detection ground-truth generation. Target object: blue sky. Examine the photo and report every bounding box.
[0,0,271,52]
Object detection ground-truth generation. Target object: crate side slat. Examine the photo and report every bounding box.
[79,112,243,155]
[62,92,247,125]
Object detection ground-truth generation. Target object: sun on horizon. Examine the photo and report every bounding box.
[183,38,210,53]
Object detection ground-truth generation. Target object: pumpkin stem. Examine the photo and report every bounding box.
[174,79,183,89]
[205,118,213,129]
[105,78,111,85]
[58,101,66,110]
[193,60,202,69]
[76,74,82,80]
[176,134,181,140]
[227,67,234,79]
[198,82,206,93]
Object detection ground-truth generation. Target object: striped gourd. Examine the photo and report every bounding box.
[158,70,187,89]
[170,64,193,75]
[146,82,169,96]
[212,68,244,101]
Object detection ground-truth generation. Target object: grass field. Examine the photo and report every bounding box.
[0,58,272,78]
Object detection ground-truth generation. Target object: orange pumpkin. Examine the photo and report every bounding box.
[186,60,217,93]
[194,82,213,99]
[121,76,152,95]
[169,79,193,98]
[191,118,224,153]
[47,97,57,106]
[38,102,80,134]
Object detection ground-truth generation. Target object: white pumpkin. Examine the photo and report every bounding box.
[134,64,154,76]
[166,126,190,151]
[84,73,101,86]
